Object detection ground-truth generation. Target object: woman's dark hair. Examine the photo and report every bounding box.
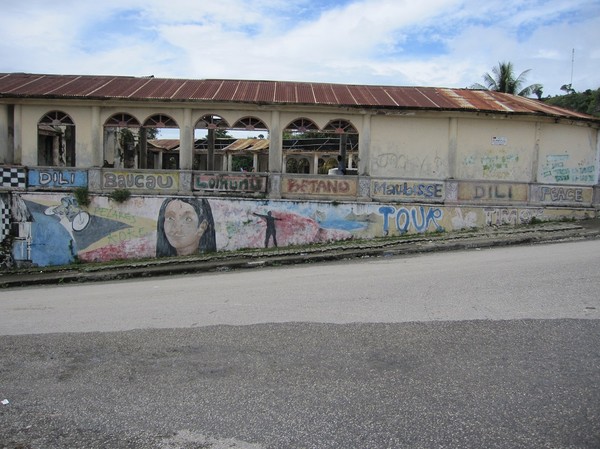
[156,197,216,257]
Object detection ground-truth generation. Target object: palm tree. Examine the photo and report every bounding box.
[471,61,543,98]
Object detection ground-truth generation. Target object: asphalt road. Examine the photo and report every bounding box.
[1,240,599,448]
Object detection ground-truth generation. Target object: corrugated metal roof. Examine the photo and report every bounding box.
[0,72,597,122]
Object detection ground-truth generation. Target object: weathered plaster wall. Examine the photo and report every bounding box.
[537,123,598,185]
[369,115,450,179]
[455,118,535,182]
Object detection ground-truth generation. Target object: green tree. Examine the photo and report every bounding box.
[544,88,600,117]
[471,61,543,98]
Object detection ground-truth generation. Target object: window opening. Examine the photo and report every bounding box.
[37,111,76,167]
[103,113,141,168]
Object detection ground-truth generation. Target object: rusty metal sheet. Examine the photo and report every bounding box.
[185,80,222,99]
[311,83,339,104]
[274,82,296,103]
[213,80,240,101]
[133,78,183,99]
[348,85,381,106]
[255,81,275,103]
[330,84,356,105]
[296,83,316,104]
[0,73,598,123]
[91,77,154,98]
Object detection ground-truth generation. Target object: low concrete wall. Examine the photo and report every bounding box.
[1,189,595,267]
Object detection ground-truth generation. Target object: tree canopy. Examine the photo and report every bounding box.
[471,61,543,98]
[543,88,600,117]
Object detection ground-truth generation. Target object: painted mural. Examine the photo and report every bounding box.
[1,191,593,268]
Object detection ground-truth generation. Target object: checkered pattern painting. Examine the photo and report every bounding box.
[0,167,26,189]
[0,195,9,242]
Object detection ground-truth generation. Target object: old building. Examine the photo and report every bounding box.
[0,73,598,267]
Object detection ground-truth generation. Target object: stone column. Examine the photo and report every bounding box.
[269,110,282,172]
[179,108,193,170]
[358,113,371,175]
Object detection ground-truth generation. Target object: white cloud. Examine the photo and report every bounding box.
[0,0,598,96]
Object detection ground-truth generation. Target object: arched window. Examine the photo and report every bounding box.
[103,113,141,168]
[322,119,358,134]
[284,118,319,133]
[232,116,268,131]
[142,114,179,170]
[37,111,75,167]
[143,114,178,128]
[195,114,230,130]
[194,114,232,171]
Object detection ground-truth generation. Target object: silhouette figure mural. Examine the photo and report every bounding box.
[253,210,282,248]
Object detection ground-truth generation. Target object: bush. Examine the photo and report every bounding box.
[109,189,131,203]
[73,187,91,207]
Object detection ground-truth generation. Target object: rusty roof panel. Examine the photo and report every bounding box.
[213,80,240,101]
[349,85,381,106]
[0,73,597,123]
[311,83,338,104]
[296,83,316,104]
[133,78,181,99]
[88,77,152,98]
[47,75,113,96]
[184,80,220,99]
[274,82,296,103]
[255,81,275,103]
[16,74,80,95]
[330,84,356,105]
[385,87,436,108]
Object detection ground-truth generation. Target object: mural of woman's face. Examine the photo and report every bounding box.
[163,200,207,255]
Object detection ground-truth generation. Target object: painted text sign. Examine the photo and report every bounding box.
[536,185,593,204]
[28,168,88,188]
[194,173,268,193]
[371,180,444,201]
[102,170,180,191]
[458,182,528,202]
[282,176,357,196]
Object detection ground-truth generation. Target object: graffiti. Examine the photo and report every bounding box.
[475,184,512,200]
[378,205,443,235]
[253,211,282,247]
[92,207,137,225]
[463,153,519,179]
[483,208,543,226]
[106,227,149,245]
[459,182,528,202]
[538,186,585,203]
[371,152,446,177]
[44,196,90,232]
[541,155,596,183]
[194,173,267,193]
[372,181,443,200]
[28,168,87,188]
[283,178,355,195]
[102,171,178,191]
[451,208,478,230]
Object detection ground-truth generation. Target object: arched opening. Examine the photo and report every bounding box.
[37,111,75,167]
[322,119,359,175]
[144,114,179,169]
[193,114,231,171]
[223,116,269,172]
[282,117,358,174]
[103,113,141,168]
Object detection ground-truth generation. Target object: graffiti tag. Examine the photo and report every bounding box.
[102,171,179,191]
[378,205,443,234]
[194,173,267,193]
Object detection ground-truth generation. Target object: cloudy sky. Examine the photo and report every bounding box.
[0,0,598,97]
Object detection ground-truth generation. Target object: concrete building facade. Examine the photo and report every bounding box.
[0,73,598,267]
